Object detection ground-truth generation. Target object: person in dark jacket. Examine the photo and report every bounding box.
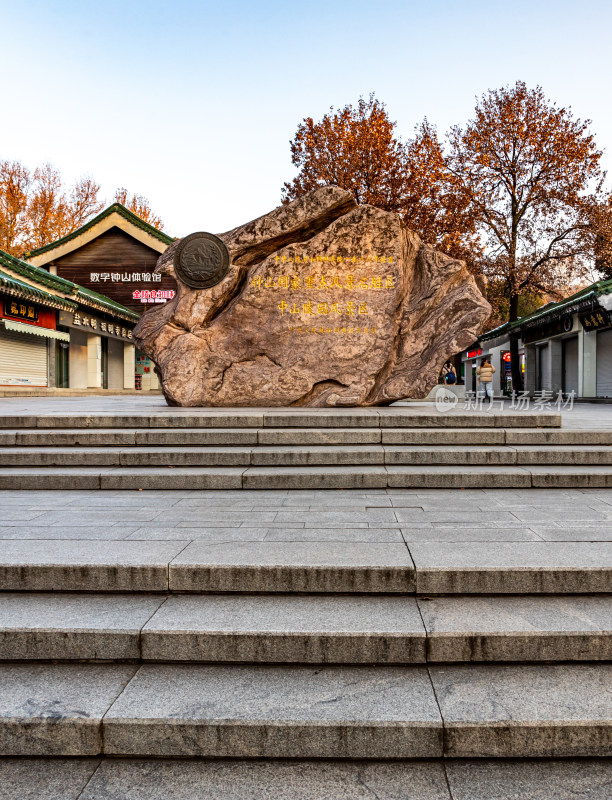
[442,362,457,384]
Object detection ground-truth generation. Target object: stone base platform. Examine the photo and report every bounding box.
[4,399,612,489]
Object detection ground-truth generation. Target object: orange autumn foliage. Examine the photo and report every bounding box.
[0,159,164,257]
[113,188,163,231]
[283,86,607,348]
[282,95,477,264]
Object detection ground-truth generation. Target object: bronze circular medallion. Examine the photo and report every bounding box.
[173,231,230,289]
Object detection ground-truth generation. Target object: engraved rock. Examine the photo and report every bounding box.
[134,187,491,407]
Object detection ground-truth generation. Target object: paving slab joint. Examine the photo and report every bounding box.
[74,760,104,800]
[424,664,448,757]
[99,665,140,757]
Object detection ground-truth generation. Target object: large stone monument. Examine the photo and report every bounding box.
[133,187,491,406]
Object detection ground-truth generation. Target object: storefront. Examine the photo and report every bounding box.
[477,278,612,399]
[26,203,175,314]
[135,352,159,391]
[596,328,612,397]
[0,247,146,391]
[0,266,74,387]
[19,203,172,392]
[58,309,136,390]
[461,341,525,397]
[462,346,485,393]
[562,336,579,396]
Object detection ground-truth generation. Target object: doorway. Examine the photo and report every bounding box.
[55,341,69,388]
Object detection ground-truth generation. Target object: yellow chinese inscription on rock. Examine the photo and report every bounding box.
[252,274,394,292]
[278,300,369,317]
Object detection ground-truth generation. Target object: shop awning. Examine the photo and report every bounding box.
[2,320,70,341]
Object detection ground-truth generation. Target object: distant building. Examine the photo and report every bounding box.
[0,248,139,390]
[26,203,176,314]
[23,203,177,390]
[464,278,612,399]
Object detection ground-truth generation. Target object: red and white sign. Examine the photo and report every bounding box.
[132,289,176,304]
[1,300,56,330]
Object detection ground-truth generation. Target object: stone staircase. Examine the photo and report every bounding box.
[1,406,611,797]
[3,406,612,489]
[1,540,611,761]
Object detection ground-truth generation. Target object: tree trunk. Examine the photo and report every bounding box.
[509,293,523,392]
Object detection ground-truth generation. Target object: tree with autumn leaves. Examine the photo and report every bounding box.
[0,161,164,257]
[448,82,605,388]
[283,85,610,388]
[113,188,163,230]
[282,95,477,263]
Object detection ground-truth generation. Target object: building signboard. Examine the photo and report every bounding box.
[58,310,133,342]
[521,315,573,344]
[1,299,56,330]
[87,271,175,305]
[579,309,612,332]
[86,272,176,310]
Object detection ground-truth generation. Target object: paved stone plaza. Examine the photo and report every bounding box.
[3,393,612,425]
[4,483,612,542]
[0,397,611,798]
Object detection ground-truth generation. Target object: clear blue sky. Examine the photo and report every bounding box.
[2,0,611,236]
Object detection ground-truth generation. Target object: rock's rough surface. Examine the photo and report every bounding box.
[134,187,491,407]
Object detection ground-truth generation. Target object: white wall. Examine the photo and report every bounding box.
[68,329,88,389]
[87,334,102,388]
[124,343,135,389]
[107,338,124,389]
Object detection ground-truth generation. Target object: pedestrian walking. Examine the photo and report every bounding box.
[442,361,457,385]
[476,356,495,402]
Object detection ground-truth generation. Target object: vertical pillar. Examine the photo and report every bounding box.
[524,344,536,395]
[123,343,135,389]
[490,348,501,396]
[578,329,584,397]
[47,339,57,388]
[87,334,102,388]
[549,339,563,394]
[582,329,597,397]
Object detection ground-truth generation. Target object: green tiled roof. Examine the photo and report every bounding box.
[480,279,612,342]
[25,203,173,258]
[0,248,138,322]
[75,286,139,321]
[0,268,77,311]
[0,249,75,294]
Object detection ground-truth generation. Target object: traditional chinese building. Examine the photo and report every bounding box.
[26,203,176,314]
[466,277,612,399]
[24,203,176,390]
[0,248,139,389]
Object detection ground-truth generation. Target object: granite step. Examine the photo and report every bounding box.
[0,540,416,594]
[5,464,612,490]
[385,465,612,489]
[3,757,612,800]
[2,592,611,664]
[1,540,611,595]
[409,541,612,594]
[3,444,612,469]
[6,425,603,448]
[0,661,610,757]
[506,429,612,445]
[0,410,562,429]
[0,446,256,467]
